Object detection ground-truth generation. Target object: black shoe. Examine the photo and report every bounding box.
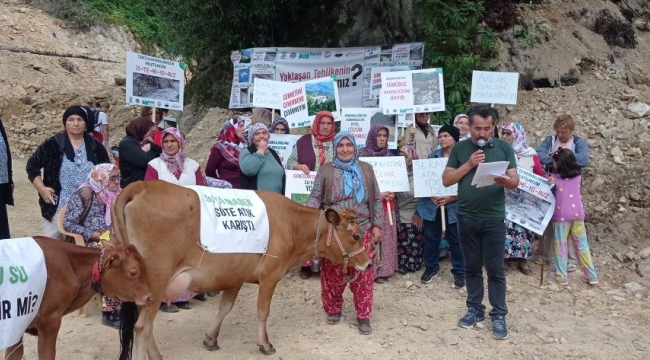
[174,301,191,310]
[458,308,485,329]
[193,293,208,301]
[492,315,509,340]
[420,268,439,284]
[207,291,220,297]
[453,273,465,289]
[299,266,312,279]
[160,303,179,313]
[397,267,410,275]
[357,318,372,335]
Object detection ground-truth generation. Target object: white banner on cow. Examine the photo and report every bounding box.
[269,134,301,168]
[470,71,520,105]
[0,237,47,349]
[341,108,398,149]
[380,68,445,115]
[412,158,457,197]
[359,157,410,192]
[505,168,555,235]
[126,51,185,110]
[252,78,282,109]
[281,77,341,128]
[284,170,317,205]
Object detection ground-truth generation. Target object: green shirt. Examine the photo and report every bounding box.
[446,138,517,220]
[239,148,285,194]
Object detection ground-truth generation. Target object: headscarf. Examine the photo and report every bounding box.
[399,145,418,177]
[62,106,89,126]
[245,123,269,147]
[160,128,186,175]
[363,124,391,156]
[269,117,290,134]
[332,131,364,204]
[60,106,97,163]
[502,122,537,156]
[80,164,120,226]
[213,117,242,164]
[438,124,460,143]
[453,114,471,141]
[311,111,336,166]
[125,116,154,142]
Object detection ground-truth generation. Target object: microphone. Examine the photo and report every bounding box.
[477,139,486,150]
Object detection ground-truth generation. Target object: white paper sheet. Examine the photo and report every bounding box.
[471,161,510,188]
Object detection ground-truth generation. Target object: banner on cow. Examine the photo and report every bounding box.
[188,187,270,253]
[380,68,445,115]
[341,108,398,149]
[470,71,520,105]
[0,237,47,349]
[269,133,301,168]
[284,170,317,205]
[126,51,185,110]
[505,168,555,235]
[252,78,282,109]
[412,158,457,197]
[280,77,341,128]
[230,43,425,109]
[359,156,410,192]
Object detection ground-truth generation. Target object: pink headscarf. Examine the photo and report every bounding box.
[160,127,186,176]
[81,164,120,226]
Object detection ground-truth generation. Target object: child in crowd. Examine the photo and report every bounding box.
[550,148,598,286]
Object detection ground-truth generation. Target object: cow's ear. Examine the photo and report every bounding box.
[103,254,121,270]
[325,209,341,226]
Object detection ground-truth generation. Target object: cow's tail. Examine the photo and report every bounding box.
[111,182,140,246]
[118,301,138,360]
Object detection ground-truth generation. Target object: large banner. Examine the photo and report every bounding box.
[229,43,425,111]
[268,134,301,168]
[505,168,556,235]
[412,158,457,197]
[284,170,317,205]
[470,71,520,105]
[380,68,445,115]
[340,108,398,149]
[359,156,410,192]
[126,51,185,110]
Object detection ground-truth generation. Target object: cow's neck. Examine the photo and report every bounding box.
[70,246,103,289]
[292,206,328,267]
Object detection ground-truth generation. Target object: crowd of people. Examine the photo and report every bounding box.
[1,99,598,340]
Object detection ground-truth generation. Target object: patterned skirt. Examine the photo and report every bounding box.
[396,222,424,272]
[504,220,535,260]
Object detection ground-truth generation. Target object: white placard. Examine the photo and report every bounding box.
[341,108,398,149]
[370,65,412,100]
[505,168,555,235]
[252,78,282,109]
[284,170,318,205]
[126,51,185,110]
[380,68,445,115]
[281,77,341,128]
[268,134,301,168]
[359,156,410,192]
[470,71,519,105]
[412,158,457,197]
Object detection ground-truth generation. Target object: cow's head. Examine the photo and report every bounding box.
[317,208,371,271]
[100,238,153,306]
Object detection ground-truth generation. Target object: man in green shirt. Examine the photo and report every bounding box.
[442,104,519,340]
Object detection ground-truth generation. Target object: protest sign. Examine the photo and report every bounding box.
[252,78,282,109]
[380,68,445,115]
[505,167,555,235]
[284,170,317,205]
[370,65,413,100]
[412,158,457,197]
[126,51,185,110]
[269,133,301,168]
[470,71,520,105]
[281,77,341,128]
[341,108,398,149]
[359,156,410,192]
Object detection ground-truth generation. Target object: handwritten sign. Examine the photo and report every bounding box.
[380,68,445,115]
[505,167,555,235]
[126,51,185,110]
[252,78,282,109]
[284,170,318,205]
[359,156,410,192]
[269,134,301,168]
[412,158,457,197]
[470,71,519,105]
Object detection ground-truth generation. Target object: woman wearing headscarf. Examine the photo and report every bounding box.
[404,112,438,159]
[269,117,290,134]
[27,106,110,239]
[453,114,471,141]
[395,145,424,274]
[239,123,285,193]
[501,122,546,275]
[144,127,205,185]
[0,116,13,239]
[306,131,383,335]
[118,116,162,188]
[63,163,122,328]
[358,124,398,284]
[205,117,245,188]
[287,110,336,279]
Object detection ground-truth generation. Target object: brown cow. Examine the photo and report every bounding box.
[111,180,371,360]
[3,236,153,360]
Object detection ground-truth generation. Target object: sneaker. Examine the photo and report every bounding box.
[458,309,485,329]
[491,315,509,340]
[582,278,599,285]
[453,273,465,289]
[557,277,569,286]
[420,268,439,284]
[357,318,372,335]
[567,263,579,272]
[160,303,179,313]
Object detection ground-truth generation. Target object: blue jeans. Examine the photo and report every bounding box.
[422,208,465,275]
[457,213,508,318]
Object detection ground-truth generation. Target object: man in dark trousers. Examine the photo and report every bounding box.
[442,104,519,340]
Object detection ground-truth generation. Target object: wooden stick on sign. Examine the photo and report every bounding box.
[440,204,446,233]
[387,201,393,226]
[152,107,156,124]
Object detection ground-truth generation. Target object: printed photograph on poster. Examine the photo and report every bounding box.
[284,170,317,205]
[470,70,520,105]
[412,70,441,106]
[264,52,277,62]
[240,88,250,107]
[409,43,424,61]
[306,80,337,115]
[132,73,180,103]
[505,167,555,235]
[126,51,185,110]
[252,72,273,81]
[240,49,252,64]
[380,45,393,64]
[238,68,251,84]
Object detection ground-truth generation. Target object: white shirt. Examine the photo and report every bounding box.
[94,111,108,132]
[148,157,200,185]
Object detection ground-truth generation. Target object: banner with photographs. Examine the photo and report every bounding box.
[380,68,445,115]
[505,167,556,235]
[412,158,457,198]
[229,43,425,111]
[269,133,301,168]
[470,71,520,105]
[126,51,186,110]
[284,170,318,205]
[340,108,398,149]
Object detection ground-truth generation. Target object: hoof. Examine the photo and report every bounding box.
[203,335,220,351]
[258,344,276,355]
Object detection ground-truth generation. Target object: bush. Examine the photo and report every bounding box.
[24,0,99,31]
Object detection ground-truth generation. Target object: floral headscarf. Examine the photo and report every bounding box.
[269,117,290,134]
[80,164,120,226]
[502,122,537,156]
[453,114,471,141]
[362,124,391,156]
[399,145,418,177]
[332,131,364,204]
[160,127,186,175]
[245,123,269,147]
[311,111,336,166]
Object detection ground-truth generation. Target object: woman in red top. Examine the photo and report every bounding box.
[205,117,245,188]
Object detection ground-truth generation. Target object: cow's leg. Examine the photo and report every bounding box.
[134,305,163,360]
[256,279,280,355]
[4,337,24,360]
[203,284,243,351]
[36,316,62,360]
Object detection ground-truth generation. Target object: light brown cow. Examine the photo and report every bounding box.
[111,180,371,360]
[3,236,153,360]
